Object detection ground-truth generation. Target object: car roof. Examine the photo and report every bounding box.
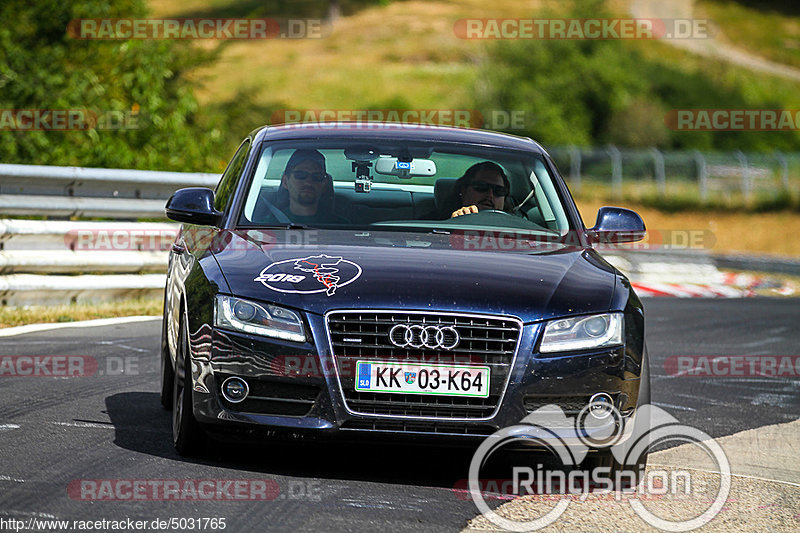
[250,122,548,154]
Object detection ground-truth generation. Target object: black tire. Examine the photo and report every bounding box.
[629,345,651,479]
[583,449,646,491]
[160,315,174,410]
[172,313,205,456]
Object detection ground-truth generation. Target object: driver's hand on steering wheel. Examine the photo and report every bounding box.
[451,205,479,218]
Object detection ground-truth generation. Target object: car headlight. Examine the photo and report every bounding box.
[539,313,623,353]
[215,295,306,343]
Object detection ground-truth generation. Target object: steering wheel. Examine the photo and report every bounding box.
[481,209,515,216]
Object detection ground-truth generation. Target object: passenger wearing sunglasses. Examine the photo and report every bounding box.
[278,149,348,224]
[450,161,510,218]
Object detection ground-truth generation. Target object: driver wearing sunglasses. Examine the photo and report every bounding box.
[279,149,348,224]
[451,161,510,218]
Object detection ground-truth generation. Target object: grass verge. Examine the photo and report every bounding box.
[697,0,800,70]
[0,297,162,329]
[575,199,800,257]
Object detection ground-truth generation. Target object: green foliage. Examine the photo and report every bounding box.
[0,0,224,171]
[174,0,395,19]
[477,0,800,151]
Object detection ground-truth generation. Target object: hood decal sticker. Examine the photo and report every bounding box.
[254,254,362,296]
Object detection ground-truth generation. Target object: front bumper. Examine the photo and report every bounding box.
[188,311,645,444]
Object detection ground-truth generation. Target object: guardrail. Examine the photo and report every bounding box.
[548,147,799,202]
[2,157,794,306]
[0,163,219,218]
[0,164,219,306]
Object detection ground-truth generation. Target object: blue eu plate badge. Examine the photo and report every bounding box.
[357,362,372,389]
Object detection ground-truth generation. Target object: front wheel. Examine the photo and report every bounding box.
[160,316,174,410]
[172,313,206,456]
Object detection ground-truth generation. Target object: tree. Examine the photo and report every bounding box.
[0,0,223,171]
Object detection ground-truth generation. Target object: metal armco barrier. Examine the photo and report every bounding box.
[0,164,220,306]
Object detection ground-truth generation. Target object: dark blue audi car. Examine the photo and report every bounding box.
[161,122,649,462]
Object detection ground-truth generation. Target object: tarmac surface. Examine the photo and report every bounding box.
[0,298,797,532]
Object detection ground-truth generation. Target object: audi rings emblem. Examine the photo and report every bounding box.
[388,324,460,350]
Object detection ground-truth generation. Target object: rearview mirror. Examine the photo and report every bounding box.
[374,157,437,178]
[165,188,222,226]
[589,206,646,243]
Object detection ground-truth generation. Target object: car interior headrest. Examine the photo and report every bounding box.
[433,177,460,212]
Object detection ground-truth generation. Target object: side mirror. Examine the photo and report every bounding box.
[588,206,646,243]
[165,188,222,226]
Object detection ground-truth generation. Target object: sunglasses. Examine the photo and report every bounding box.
[469,181,508,196]
[291,170,327,182]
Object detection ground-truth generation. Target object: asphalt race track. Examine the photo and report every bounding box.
[1,298,798,532]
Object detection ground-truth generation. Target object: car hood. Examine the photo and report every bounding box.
[209,229,619,323]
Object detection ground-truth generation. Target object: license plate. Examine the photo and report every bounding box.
[354,360,490,398]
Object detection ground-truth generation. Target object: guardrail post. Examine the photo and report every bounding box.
[568,146,581,193]
[607,145,622,200]
[775,151,789,190]
[650,148,666,196]
[694,151,708,202]
[735,151,751,201]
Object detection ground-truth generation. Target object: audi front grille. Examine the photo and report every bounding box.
[326,311,522,420]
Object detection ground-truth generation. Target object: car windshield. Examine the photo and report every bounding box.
[237,140,572,236]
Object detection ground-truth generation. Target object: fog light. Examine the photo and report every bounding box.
[221,377,249,404]
[588,392,614,419]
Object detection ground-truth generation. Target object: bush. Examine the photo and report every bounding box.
[0,0,224,171]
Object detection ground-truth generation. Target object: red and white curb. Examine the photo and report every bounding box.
[632,273,795,298]
[632,282,755,298]
[604,254,796,298]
